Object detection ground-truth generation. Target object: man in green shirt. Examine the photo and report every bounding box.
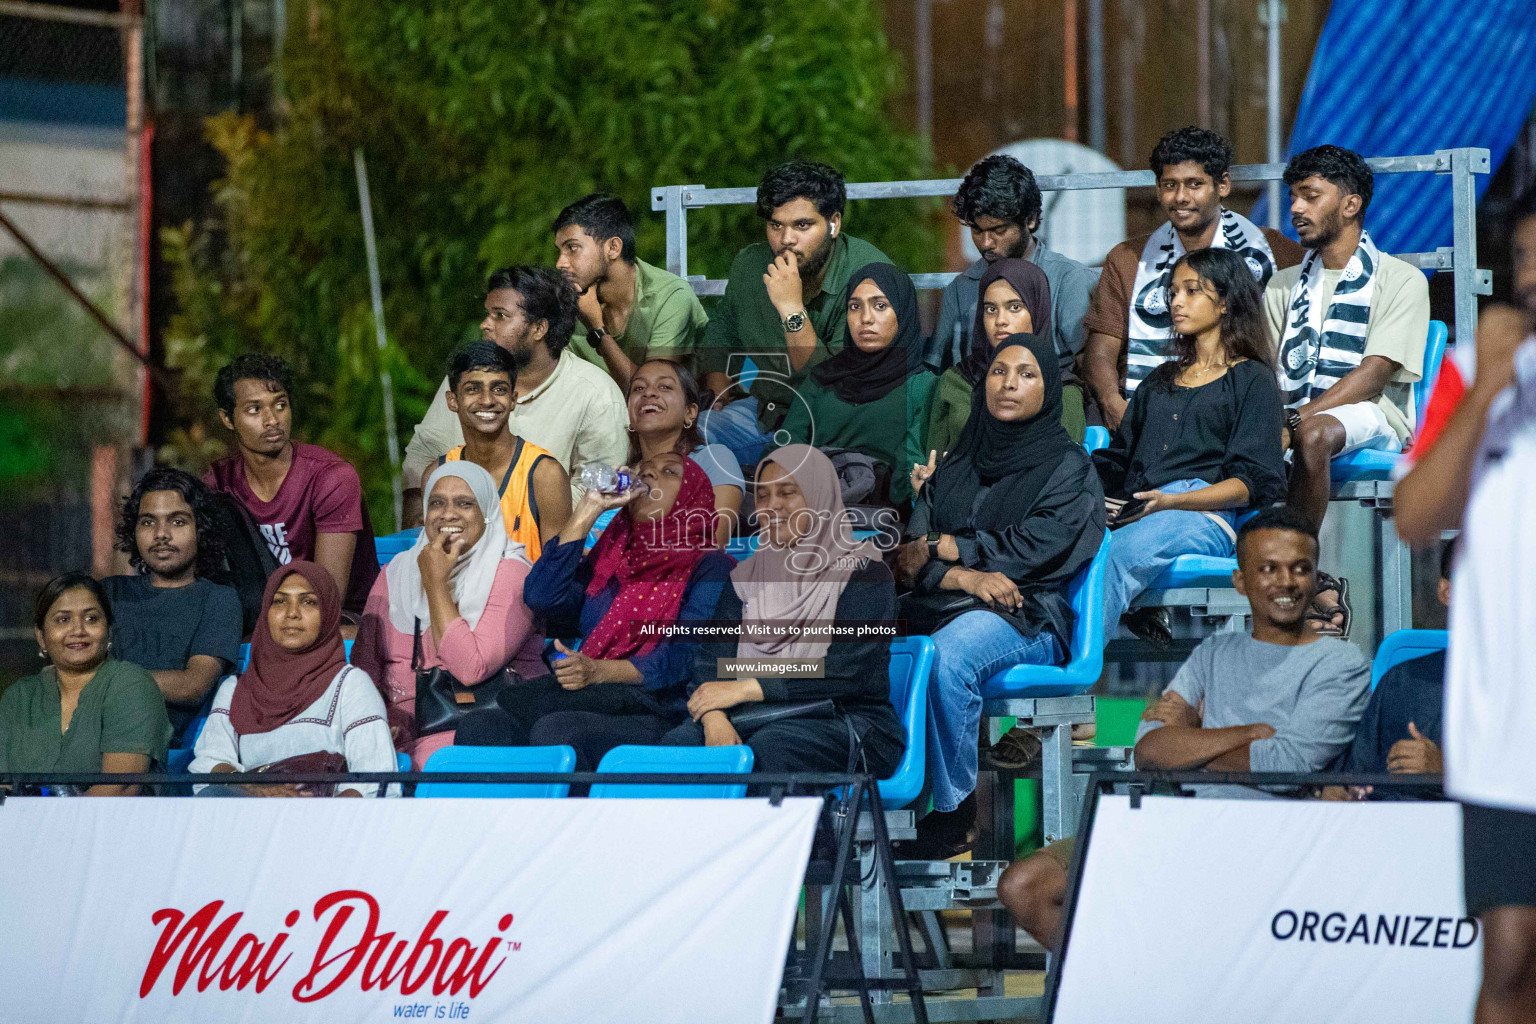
[698,160,892,468]
[555,193,709,390]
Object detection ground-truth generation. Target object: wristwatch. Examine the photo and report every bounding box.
[1284,408,1302,444]
[780,309,807,333]
[926,532,943,562]
[589,325,609,344]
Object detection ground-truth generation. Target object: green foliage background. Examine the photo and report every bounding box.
[163,0,938,527]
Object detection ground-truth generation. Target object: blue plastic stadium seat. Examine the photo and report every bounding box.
[1371,628,1448,691]
[166,748,195,774]
[237,638,352,673]
[1327,320,1447,484]
[980,531,1113,699]
[397,751,411,773]
[879,637,934,809]
[375,529,421,566]
[590,744,753,799]
[1083,425,1110,453]
[1147,553,1241,590]
[416,745,576,798]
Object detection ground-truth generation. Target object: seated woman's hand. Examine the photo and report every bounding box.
[552,640,601,690]
[960,569,1022,611]
[700,710,744,747]
[418,529,469,583]
[574,481,644,519]
[688,678,763,721]
[910,450,938,495]
[895,539,928,586]
[1113,490,1176,527]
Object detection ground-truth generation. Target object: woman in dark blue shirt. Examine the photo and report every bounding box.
[455,452,733,769]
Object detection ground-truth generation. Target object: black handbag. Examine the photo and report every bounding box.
[412,618,520,737]
[728,699,835,735]
[898,589,988,636]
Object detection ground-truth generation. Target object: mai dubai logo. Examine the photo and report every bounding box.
[139,890,518,1002]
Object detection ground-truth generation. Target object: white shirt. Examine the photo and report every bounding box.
[401,349,630,501]
[1444,338,1536,812]
[190,666,399,797]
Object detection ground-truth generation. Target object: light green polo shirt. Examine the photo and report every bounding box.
[568,258,710,373]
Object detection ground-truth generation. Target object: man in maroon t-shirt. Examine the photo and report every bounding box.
[205,353,379,616]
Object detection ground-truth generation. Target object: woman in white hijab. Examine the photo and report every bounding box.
[352,462,544,768]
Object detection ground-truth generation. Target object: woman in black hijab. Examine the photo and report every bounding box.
[896,333,1105,856]
[777,262,936,506]
[924,258,1064,465]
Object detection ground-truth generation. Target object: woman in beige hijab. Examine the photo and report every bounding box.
[659,445,906,776]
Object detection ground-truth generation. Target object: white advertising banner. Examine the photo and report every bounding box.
[0,795,821,1023]
[1053,795,1481,1023]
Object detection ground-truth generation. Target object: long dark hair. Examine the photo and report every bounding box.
[625,358,706,464]
[1155,247,1273,388]
[116,466,226,578]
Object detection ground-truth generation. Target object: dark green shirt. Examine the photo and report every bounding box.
[700,233,892,432]
[780,372,937,506]
[0,659,171,774]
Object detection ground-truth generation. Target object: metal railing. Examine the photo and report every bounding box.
[652,148,1493,345]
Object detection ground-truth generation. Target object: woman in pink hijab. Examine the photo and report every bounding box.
[659,445,906,777]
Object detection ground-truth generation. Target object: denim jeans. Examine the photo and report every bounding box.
[926,610,1063,813]
[1101,477,1237,637]
[700,397,773,469]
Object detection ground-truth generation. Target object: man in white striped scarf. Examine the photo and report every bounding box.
[1264,146,1429,632]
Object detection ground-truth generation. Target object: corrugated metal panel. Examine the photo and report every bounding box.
[1278,0,1536,252]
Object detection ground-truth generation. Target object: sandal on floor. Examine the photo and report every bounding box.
[895,796,976,861]
[1123,606,1173,648]
[983,726,1043,771]
[1308,572,1352,639]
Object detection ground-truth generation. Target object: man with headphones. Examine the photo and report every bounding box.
[698,160,893,470]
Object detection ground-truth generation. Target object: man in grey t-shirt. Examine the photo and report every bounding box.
[998,505,1370,952]
[1133,507,1370,790]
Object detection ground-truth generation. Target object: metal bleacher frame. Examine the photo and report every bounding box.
[654,152,1489,1022]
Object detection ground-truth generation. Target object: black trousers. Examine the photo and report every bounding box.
[454,675,677,772]
[659,703,906,778]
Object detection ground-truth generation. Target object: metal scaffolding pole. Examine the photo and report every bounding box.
[353,149,404,532]
[1087,0,1106,153]
[1266,0,1284,228]
[915,0,933,159]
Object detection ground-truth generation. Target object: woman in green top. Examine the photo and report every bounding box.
[926,259,1067,462]
[0,572,170,795]
[778,262,936,507]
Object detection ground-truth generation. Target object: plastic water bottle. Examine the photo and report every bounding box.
[575,463,633,495]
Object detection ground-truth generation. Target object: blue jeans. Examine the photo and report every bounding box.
[700,397,773,469]
[1101,478,1236,636]
[926,610,1063,813]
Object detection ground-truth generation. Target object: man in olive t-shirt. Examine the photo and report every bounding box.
[554,193,708,389]
[697,160,892,469]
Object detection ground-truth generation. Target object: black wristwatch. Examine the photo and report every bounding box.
[926,532,943,562]
[589,325,609,344]
[1284,408,1302,444]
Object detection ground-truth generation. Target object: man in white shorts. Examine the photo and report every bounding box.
[1395,188,1536,1024]
[1265,145,1429,534]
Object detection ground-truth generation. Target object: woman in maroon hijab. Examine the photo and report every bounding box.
[189,561,396,796]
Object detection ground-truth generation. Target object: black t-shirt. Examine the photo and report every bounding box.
[101,575,243,746]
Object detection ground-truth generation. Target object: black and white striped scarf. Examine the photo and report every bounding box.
[1125,207,1277,391]
[1276,230,1380,408]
